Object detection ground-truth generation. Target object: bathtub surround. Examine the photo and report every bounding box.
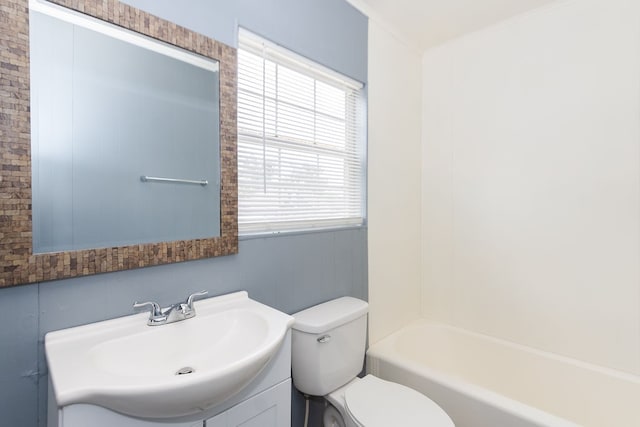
[422,0,640,376]
[367,18,423,344]
[361,0,640,383]
[0,0,367,426]
[359,0,640,423]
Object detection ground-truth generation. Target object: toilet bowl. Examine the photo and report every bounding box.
[325,375,454,427]
[291,297,454,427]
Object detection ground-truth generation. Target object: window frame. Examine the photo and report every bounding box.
[237,29,367,237]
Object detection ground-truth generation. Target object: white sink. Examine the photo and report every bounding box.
[45,291,294,419]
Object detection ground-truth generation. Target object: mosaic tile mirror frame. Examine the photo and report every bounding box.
[0,0,238,287]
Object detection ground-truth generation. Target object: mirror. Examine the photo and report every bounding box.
[0,0,238,287]
[31,4,221,253]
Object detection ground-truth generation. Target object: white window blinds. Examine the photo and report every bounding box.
[238,30,365,235]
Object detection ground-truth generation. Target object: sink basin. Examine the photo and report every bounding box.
[45,291,294,419]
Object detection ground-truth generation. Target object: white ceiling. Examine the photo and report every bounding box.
[348,0,558,51]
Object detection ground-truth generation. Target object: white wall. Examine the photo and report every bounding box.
[367,19,423,344]
[422,0,640,375]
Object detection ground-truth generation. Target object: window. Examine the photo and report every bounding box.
[237,30,365,235]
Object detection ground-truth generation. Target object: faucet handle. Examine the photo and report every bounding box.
[133,301,162,315]
[133,301,162,319]
[186,290,208,310]
[133,301,168,325]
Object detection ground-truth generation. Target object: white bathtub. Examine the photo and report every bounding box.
[366,320,640,427]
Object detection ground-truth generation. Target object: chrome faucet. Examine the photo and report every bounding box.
[133,290,208,326]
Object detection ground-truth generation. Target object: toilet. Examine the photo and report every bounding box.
[291,297,454,427]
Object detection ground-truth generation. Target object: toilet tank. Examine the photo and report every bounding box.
[291,297,368,396]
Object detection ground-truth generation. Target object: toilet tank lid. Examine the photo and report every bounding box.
[292,297,368,334]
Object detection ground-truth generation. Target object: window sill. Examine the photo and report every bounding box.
[238,223,367,241]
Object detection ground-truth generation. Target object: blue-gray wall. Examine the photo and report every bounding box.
[121,0,368,83]
[0,229,367,427]
[0,1,368,426]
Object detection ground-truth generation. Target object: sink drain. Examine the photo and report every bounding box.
[175,367,195,375]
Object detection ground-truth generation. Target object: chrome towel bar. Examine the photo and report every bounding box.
[140,176,208,186]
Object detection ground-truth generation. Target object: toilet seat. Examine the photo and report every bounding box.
[344,375,454,427]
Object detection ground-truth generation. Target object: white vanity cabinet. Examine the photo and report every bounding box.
[55,379,291,427]
[49,331,292,427]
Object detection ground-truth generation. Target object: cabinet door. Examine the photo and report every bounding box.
[206,379,291,427]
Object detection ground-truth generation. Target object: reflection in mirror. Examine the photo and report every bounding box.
[30,3,221,253]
